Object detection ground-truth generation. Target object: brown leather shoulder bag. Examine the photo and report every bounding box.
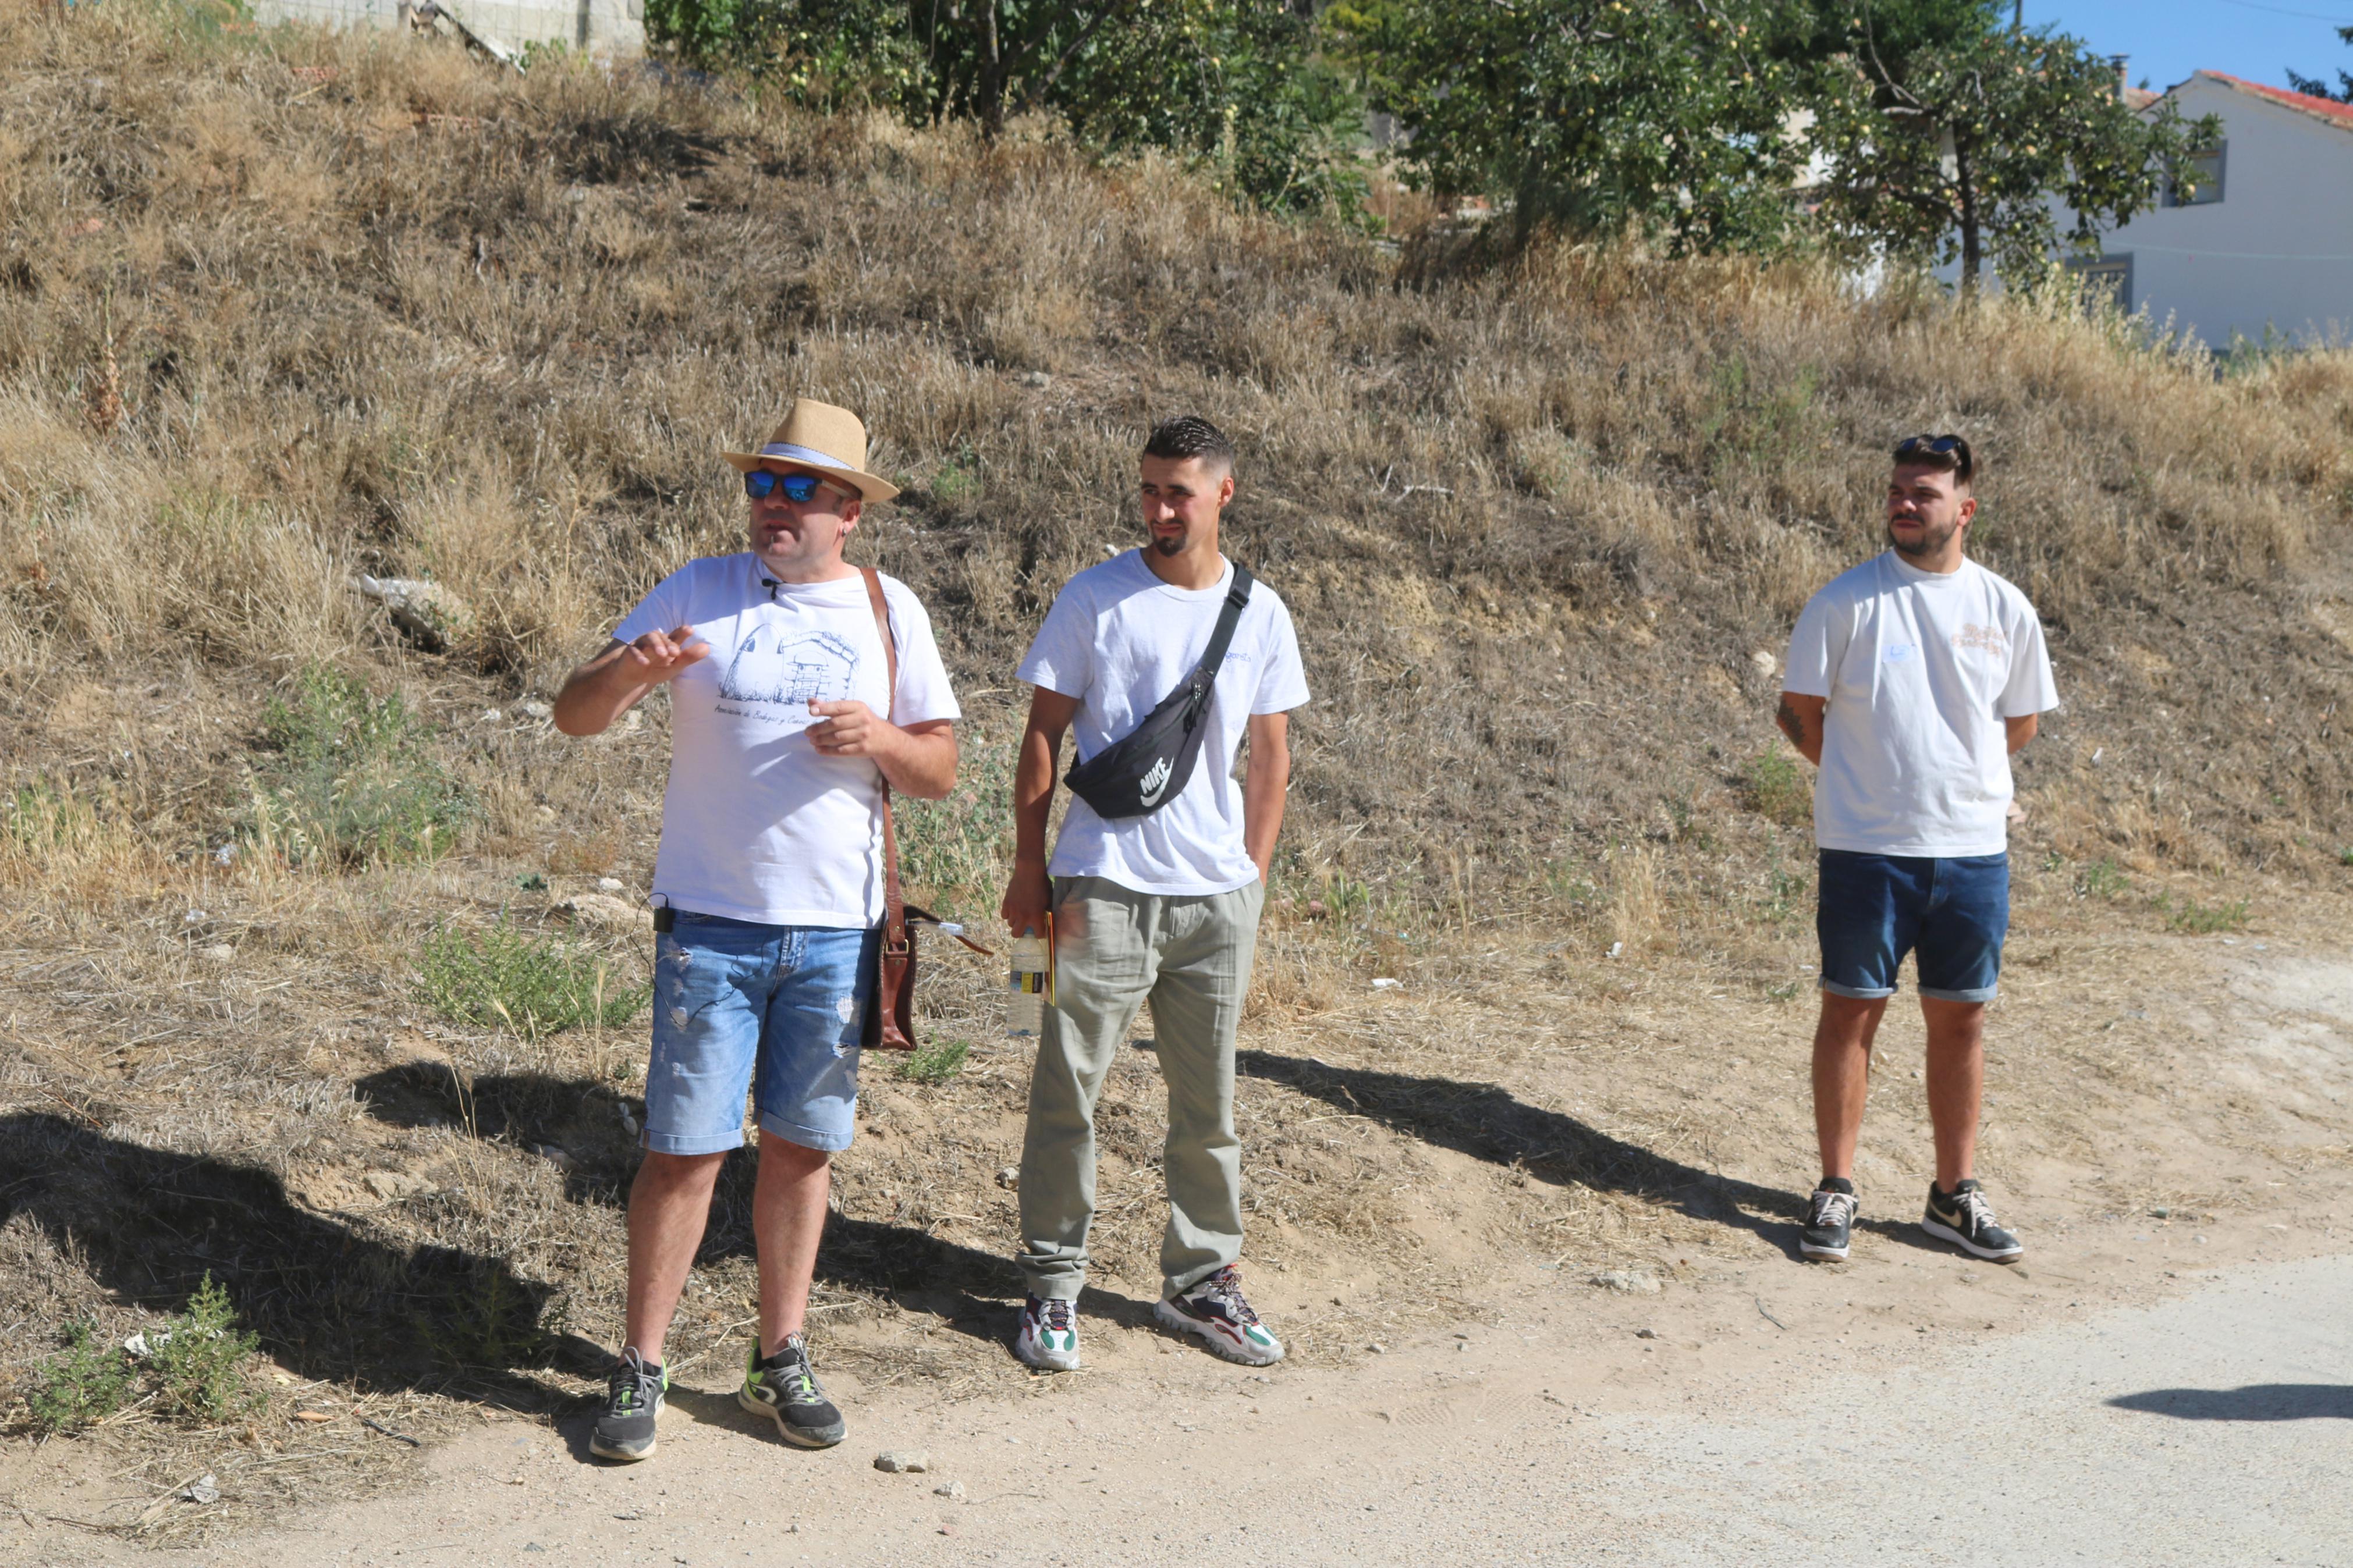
[856,568,986,1050]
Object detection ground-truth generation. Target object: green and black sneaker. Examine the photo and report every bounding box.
[739,1333,846,1449]
[588,1347,666,1462]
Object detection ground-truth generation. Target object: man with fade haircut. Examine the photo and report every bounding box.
[1776,433,2058,1268]
[1000,414,1310,1370]
[553,397,960,1462]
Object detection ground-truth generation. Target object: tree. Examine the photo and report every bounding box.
[1344,0,1816,253]
[1808,1,2220,290]
[2285,24,2353,104]
[643,0,1367,221]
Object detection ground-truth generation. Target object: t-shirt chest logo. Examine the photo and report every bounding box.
[717,623,861,712]
[1951,623,2007,656]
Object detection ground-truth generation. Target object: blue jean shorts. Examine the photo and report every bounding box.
[1816,851,2008,1004]
[643,913,877,1157]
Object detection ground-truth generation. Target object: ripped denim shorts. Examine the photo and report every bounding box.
[643,913,878,1156]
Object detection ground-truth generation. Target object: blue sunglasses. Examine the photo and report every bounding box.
[743,470,840,503]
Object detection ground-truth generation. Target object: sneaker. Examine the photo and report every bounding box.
[739,1333,846,1448]
[1013,1295,1081,1371]
[588,1347,666,1462]
[1800,1179,1858,1263]
[1154,1266,1284,1366]
[1922,1179,2024,1262]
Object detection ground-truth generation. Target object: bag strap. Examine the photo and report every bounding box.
[1193,561,1255,687]
[858,567,907,960]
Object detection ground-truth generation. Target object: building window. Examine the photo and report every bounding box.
[2167,143,2225,206]
[2065,253,2134,312]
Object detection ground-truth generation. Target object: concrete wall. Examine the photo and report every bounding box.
[2096,77,2353,349]
[251,0,645,60]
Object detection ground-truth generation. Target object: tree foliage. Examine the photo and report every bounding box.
[2285,24,2353,104]
[1808,1,2219,287]
[1341,0,1818,252]
[643,0,1367,221]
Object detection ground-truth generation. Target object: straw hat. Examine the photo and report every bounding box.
[722,399,900,502]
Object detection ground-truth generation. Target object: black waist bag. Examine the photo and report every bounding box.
[1063,563,1255,820]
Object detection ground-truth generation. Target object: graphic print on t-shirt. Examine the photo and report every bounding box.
[716,624,861,720]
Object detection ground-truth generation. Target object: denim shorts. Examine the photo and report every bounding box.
[643,913,877,1157]
[1816,850,2009,1004]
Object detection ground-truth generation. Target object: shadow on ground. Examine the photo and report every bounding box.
[0,1111,603,1406]
[352,1065,1075,1346]
[1233,1050,1933,1256]
[2109,1385,2353,1421]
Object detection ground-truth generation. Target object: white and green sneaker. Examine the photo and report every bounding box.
[1155,1266,1284,1366]
[1013,1295,1081,1371]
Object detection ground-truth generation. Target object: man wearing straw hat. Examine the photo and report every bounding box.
[554,399,960,1463]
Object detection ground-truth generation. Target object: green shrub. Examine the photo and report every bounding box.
[896,1037,970,1085]
[23,1323,133,1434]
[898,741,1013,910]
[1742,750,1811,829]
[148,1275,261,1423]
[420,920,649,1040]
[249,664,470,867]
[24,1276,260,1434]
[2078,858,2130,899]
[2161,895,2249,935]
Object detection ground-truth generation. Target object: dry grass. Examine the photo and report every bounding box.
[5,2,2353,1541]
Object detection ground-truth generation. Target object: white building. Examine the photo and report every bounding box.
[2074,72,2353,350]
[250,0,644,63]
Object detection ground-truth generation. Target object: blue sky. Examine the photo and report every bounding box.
[2029,0,2353,93]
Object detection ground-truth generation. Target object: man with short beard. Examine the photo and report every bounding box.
[553,399,959,1461]
[999,415,1308,1370]
[1775,434,2057,1266]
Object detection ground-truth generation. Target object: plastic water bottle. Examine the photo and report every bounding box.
[1007,934,1050,1036]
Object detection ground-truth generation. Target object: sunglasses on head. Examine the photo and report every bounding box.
[743,470,842,503]
[1894,433,1971,464]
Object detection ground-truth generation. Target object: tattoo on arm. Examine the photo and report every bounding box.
[1774,698,1807,747]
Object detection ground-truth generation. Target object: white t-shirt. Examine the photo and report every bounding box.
[1784,552,2059,857]
[1018,551,1311,897]
[613,554,960,927]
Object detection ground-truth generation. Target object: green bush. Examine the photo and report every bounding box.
[1742,751,1812,829]
[148,1275,261,1423]
[896,1036,970,1085]
[23,1324,133,1435]
[23,1276,260,1435]
[2161,895,2249,935]
[419,920,650,1040]
[249,664,470,867]
[2078,858,2129,899]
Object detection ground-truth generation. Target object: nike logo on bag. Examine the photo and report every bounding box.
[1138,756,1173,806]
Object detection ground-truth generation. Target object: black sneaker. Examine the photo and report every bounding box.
[1922,1179,2024,1262]
[1154,1266,1284,1366]
[739,1333,846,1448]
[588,1347,666,1462]
[1800,1178,1858,1262]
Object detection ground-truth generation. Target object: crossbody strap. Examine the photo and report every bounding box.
[858,568,906,958]
[1193,561,1255,689]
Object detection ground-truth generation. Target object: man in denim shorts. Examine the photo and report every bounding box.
[1776,433,2057,1265]
[553,399,959,1461]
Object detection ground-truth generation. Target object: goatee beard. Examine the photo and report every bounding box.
[1152,535,1184,557]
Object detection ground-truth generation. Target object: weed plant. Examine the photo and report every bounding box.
[418,920,650,1040]
[22,1322,132,1434]
[1742,752,1812,830]
[2159,895,2251,935]
[22,1275,258,1435]
[250,666,470,867]
[896,1036,971,1085]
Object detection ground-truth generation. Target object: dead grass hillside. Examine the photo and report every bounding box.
[3,3,2353,1542]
